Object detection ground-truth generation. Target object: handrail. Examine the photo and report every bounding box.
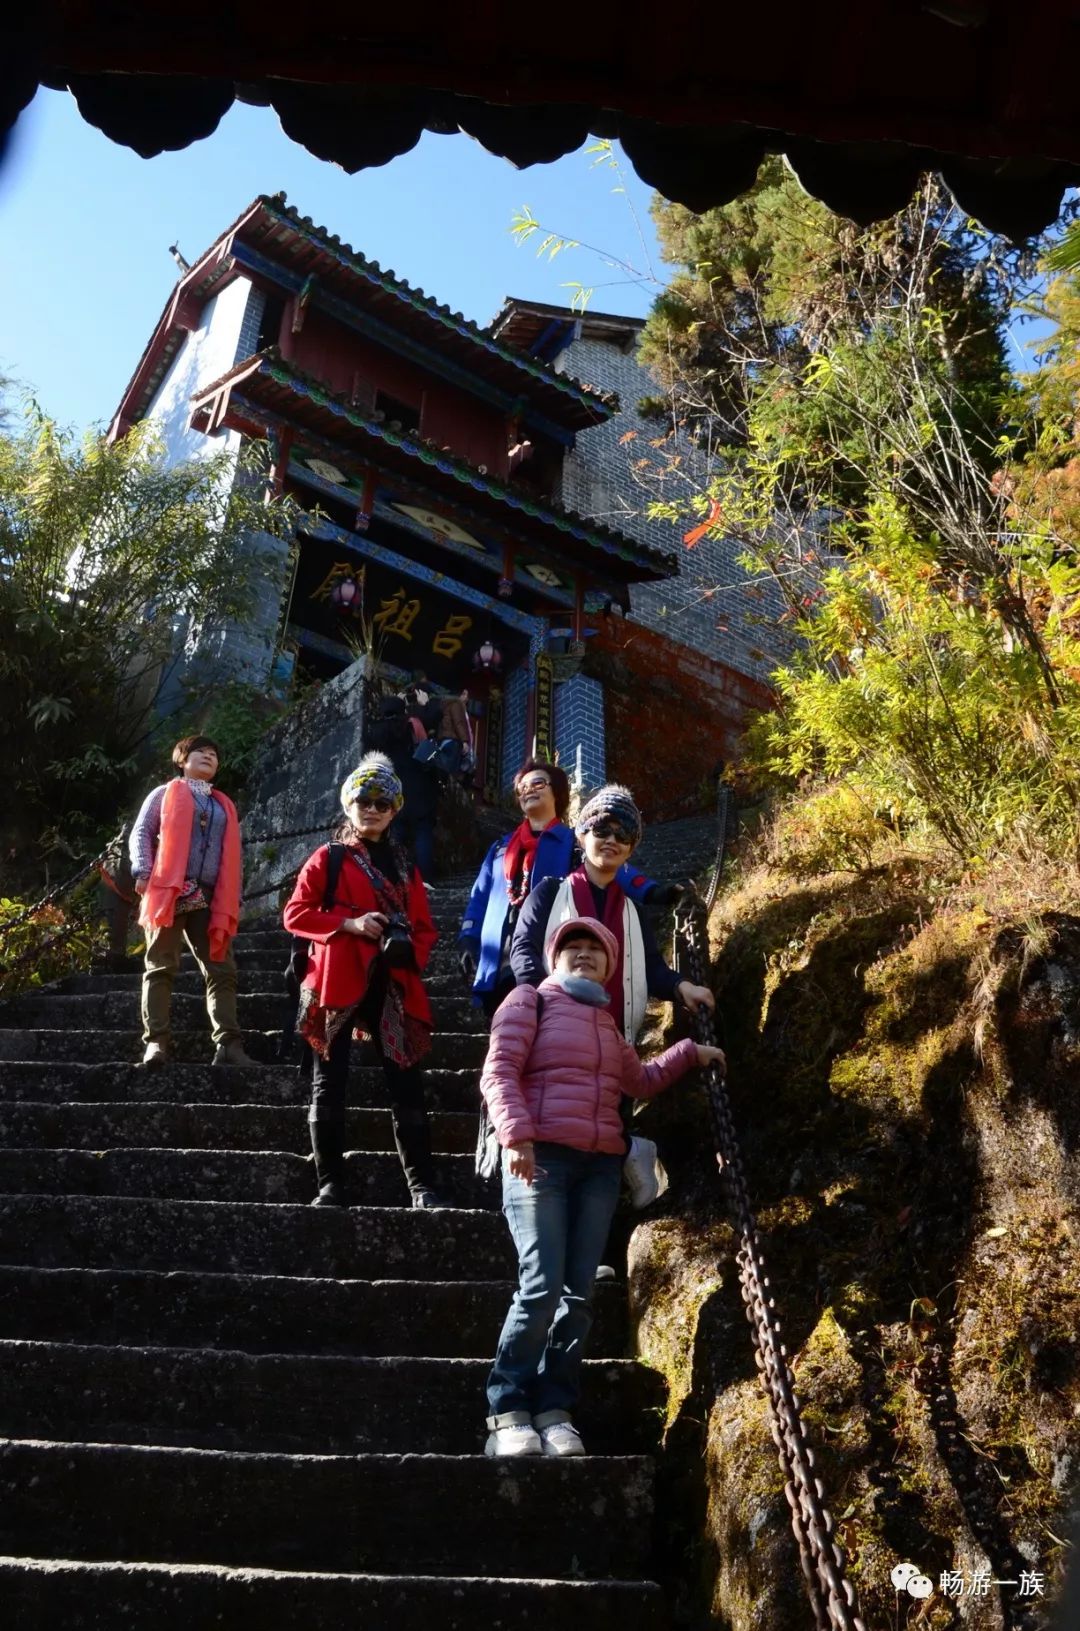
[671,782,865,1631]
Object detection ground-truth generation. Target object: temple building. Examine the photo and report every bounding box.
[110,193,775,814]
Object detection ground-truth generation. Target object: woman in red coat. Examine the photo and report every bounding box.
[283,752,445,1209]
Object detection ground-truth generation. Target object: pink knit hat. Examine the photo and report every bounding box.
[545,916,619,982]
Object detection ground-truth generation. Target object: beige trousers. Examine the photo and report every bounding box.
[141,907,240,1047]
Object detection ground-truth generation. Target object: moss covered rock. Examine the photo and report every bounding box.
[630,850,1080,1628]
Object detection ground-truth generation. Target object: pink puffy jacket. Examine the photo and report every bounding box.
[480,976,700,1155]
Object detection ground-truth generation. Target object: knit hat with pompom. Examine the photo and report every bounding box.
[340,752,404,813]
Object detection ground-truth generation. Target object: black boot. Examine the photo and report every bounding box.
[379,1055,446,1207]
[309,1119,348,1207]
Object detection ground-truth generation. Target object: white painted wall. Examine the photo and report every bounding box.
[143,276,254,467]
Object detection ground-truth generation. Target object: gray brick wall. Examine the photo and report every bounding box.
[234,287,266,364]
[556,334,797,687]
[553,672,606,792]
[500,666,529,786]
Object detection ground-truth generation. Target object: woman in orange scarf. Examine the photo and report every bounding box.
[128,734,249,1069]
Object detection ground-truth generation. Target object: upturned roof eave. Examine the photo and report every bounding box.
[109,194,620,439]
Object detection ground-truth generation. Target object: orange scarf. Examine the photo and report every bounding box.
[138,779,242,961]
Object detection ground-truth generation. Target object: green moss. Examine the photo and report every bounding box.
[632,837,1080,1627]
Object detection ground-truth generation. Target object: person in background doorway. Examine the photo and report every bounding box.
[129,735,251,1070]
[481,916,724,1457]
[364,693,440,881]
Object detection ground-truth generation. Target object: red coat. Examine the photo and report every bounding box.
[283,843,437,1026]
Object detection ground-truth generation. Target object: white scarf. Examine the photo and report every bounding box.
[543,878,646,1043]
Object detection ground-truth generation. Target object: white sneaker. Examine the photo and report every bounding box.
[623,1134,660,1209]
[484,1423,542,1458]
[536,1420,585,1457]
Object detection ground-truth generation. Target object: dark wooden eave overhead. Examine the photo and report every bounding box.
[5,2,1080,239]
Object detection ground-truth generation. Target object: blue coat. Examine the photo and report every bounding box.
[458,823,655,998]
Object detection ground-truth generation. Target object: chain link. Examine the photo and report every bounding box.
[672,792,865,1631]
[242,821,330,848]
[244,870,302,903]
[0,904,99,977]
[0,841,119,944]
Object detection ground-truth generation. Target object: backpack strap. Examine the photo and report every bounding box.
[323,842,347,912]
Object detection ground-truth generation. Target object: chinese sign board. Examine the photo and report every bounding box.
[292,534,530,687]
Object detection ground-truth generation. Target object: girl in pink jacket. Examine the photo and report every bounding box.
[481,915,724,1459]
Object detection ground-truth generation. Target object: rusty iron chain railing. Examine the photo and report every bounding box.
[672,784,866,1631]
[241,821,331,847]
[0,841,120,944]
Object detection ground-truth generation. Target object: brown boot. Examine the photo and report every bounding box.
[140,1041,168,1069]
[212,1039,257,1068]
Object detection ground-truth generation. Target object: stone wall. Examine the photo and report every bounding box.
[240,658,370,908]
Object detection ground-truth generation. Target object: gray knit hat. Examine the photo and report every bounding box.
[340,752,404,813]
[575,783,643,847]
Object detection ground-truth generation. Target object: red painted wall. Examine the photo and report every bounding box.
[588,619,775,819]
[290,309,509,475]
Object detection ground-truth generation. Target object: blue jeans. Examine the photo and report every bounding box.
[486,1142,623,1425]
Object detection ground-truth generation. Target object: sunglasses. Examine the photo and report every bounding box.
[518,776,551,794]
[355,797,394,813]
[591,822,634,845]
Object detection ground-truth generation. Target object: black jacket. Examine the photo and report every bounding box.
[365,698,441,822]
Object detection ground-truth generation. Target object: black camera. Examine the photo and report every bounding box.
[382,913,414,969]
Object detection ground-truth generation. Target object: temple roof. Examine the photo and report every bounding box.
[7,3,1080,240]
[110,195,619,438]
[189,349,678,585]
[490,299,646,357]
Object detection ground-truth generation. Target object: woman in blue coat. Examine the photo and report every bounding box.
[458,758,660,1019]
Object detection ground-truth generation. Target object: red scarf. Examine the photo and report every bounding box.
[568,867,627,1035]
[503,819,550,907]
[138,779,242,961]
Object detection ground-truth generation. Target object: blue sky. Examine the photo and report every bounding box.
[0,91,667,434]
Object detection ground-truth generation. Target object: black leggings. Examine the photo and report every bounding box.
[309,996,435,1195]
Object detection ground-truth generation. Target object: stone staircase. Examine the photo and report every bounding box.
[0,877,670,1627]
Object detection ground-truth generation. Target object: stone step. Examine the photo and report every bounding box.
[0,1558,666,1631]
[0,1266,627,1357]
[174,942,467,975]
[0,1147,491,1208]
[56,969,469,998]
[0,1101,478,1154]
[0,1340,662,1455]
[0,1027,487,1069]
[0,1439,655,1578]
[234,905,471,949]
[0,1195,516,1279]
[0,1061,483,1111]
[0,992,488,1032]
